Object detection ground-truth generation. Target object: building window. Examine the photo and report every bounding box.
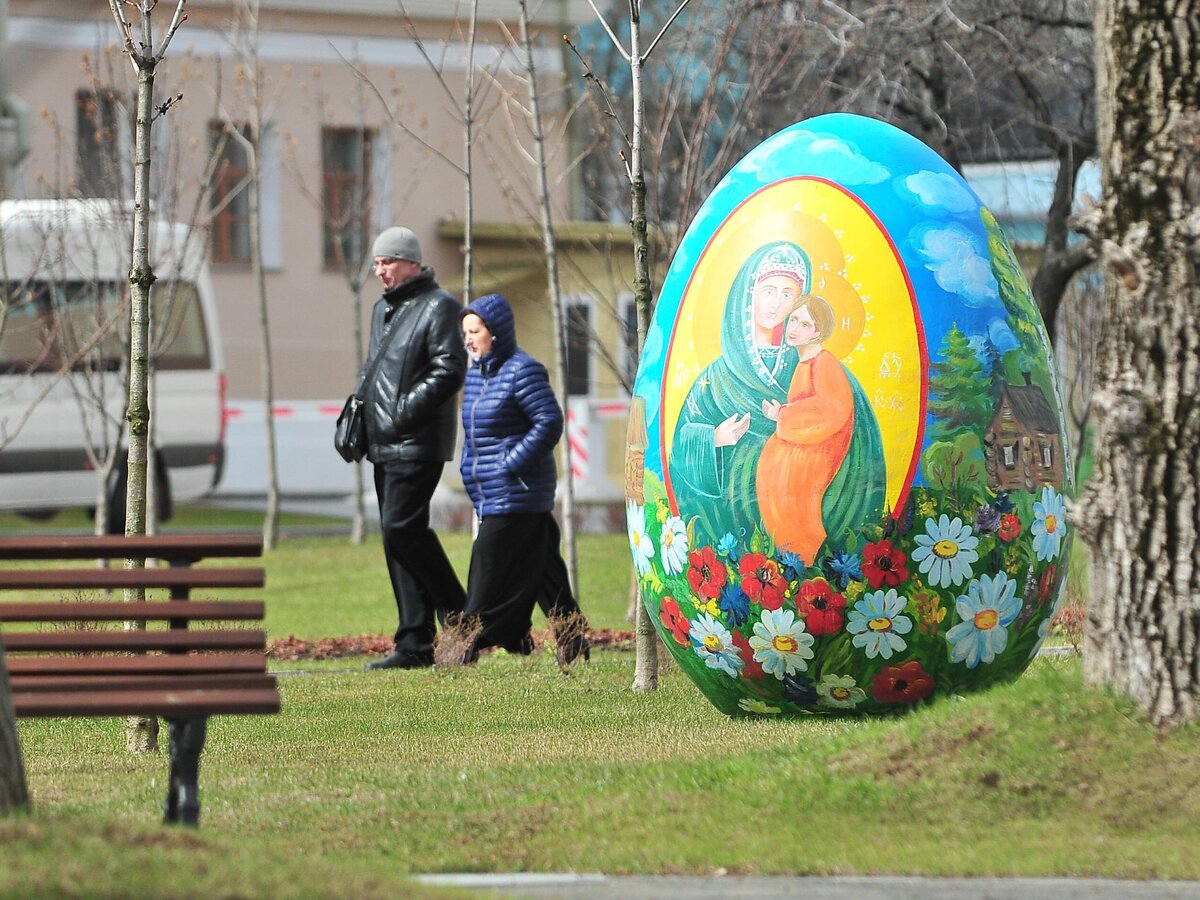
[321,127,375,268]
[76,88,130,197]
[210,122,253,263]
[566,299,592,396]
[1002,443,1016,469]
[1041,442,1053,468]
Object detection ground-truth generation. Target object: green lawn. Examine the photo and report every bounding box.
[5,654,1200,897]
[6,507,1183,897]
[258,531,633,639]
[0,506,634,637]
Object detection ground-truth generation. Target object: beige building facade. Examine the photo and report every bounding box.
[6,0,640,503]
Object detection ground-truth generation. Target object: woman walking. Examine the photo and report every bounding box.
[459,293,589,666]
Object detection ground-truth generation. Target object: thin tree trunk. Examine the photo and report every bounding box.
[124,59,154,550]
[351,275,368,544]
[252,161,280,550]
[627,4,658,692]
[462,1,478,303]
[0,640,29,816]
[1080,0,1200,728]
[516,0,579,595]
[122,44,159,755]
[232,0,281,551]
[145,373,158,535]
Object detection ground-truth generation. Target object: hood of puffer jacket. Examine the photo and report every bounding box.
[462,292,517,372]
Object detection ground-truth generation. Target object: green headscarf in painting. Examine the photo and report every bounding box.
[668,241,809,545]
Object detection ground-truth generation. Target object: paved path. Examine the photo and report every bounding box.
[415,874,1200,899]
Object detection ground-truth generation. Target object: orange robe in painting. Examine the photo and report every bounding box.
[757,349,855,565]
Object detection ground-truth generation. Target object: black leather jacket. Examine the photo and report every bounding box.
[362,268,467,463]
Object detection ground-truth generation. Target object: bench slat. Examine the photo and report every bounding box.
[0,534,264,561]
[11,673,278,694]
[0,600,264,622]
[2,628,267,652]
[11,686,282,718]
[6,652,269,676]
[0,567,264,591]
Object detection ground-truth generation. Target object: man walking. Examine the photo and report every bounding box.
[362,226,467,670]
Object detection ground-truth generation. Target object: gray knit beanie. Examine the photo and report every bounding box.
[371,226,422,263]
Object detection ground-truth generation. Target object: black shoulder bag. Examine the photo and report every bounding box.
[334,311,403,463]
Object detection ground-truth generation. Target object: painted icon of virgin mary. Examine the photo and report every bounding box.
[667,241,810,545]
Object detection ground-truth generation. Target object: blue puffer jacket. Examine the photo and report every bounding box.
[460,293,563,517]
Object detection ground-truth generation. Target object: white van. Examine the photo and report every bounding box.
[0,199,225,529]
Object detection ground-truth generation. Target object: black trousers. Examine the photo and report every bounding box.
[465,511,586,652]
[374,459,467,657]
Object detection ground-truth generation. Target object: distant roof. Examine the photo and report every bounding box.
[963,159,1101,222]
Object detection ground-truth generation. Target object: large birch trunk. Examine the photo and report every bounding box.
[1081,0,1200,728]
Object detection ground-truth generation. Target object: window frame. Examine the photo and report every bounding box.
[209,121,254,264]
[564,295,595,398]
[76,87,133,198]
[321,126,376,270]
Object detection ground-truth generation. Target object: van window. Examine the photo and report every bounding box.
[0,282,56,373]
[153,283,211,370]
[0,280,210,373]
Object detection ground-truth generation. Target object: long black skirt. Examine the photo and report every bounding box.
[465,511,585,653]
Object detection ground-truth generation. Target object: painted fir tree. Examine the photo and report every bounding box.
[929,324,992,441]
[982,208,1050,383]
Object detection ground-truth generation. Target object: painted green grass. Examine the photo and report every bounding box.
[6,653,1199,895]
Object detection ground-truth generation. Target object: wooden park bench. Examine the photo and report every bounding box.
[0,534,281,826]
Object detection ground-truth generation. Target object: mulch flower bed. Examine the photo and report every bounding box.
[268,628,635,661]
[268,608,1081,662]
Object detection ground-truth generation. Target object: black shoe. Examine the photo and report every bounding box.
[365,650,433,671]
[556,635,590,667]
[502,633,535,656]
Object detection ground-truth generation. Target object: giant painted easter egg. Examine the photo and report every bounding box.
[625,113,1072,716]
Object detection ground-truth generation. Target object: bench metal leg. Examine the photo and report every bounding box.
[163,717,208,827]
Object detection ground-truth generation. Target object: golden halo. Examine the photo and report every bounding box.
[788,272,865,360]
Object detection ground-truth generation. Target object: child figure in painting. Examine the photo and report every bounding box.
[758,295,886,565]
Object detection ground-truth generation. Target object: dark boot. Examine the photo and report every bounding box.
[556,634,590,668]
[365,650,433,671]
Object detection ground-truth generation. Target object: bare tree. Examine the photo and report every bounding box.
[284,63,381,545]
[583,0,693,693]
[218,0,282,549]
[106,0,188,754]
[578,1,1097,346]
[106,0,187,544]
[485,1,583,597]
[393,1,503,303]
[1077,0,1200,728]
